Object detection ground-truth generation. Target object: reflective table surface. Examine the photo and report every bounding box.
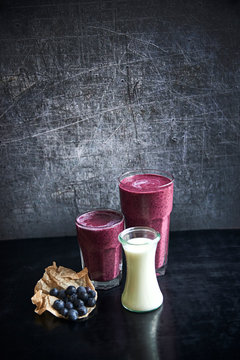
[0,229,239,360]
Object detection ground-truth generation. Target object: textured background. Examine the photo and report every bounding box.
[0,0,240,240]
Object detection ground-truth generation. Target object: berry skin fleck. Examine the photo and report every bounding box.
[53,299,65,311]
[77,286,86,295]
[49,288,59,297]
[68,309,79,321]
[65,301,74,310]
[87,289,96,298]
[66,285,77,296]
[74,298,84,308]
[85,297,96,307]
[58,289,67,300]
[78,291,88,302]
[68,293,78,303]
[77,306,87,316]
[60,307,69,317]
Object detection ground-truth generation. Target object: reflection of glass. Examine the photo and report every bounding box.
[119,169,174,276]
[123,306,163,360]
[119,227,163,312]
[122,280,178,360]
[75,209,124,290]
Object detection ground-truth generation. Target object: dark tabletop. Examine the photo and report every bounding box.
[0,229,239,360]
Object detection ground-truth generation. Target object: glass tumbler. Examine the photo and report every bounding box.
[76,208,124,290]
[119,169,174,275]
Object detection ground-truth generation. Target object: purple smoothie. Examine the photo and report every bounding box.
[75,209,124,282]
[119,172,174,274]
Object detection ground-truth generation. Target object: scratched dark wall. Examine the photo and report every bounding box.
[0,0,239,240]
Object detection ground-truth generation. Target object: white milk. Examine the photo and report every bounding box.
[122,238,163,312]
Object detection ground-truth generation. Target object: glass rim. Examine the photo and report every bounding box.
[75,208,124,230]
[118,226,160,246]
[118,169,174,188]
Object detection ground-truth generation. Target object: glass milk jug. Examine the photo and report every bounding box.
[118,227,163,312]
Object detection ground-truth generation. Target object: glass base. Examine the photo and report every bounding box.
[79,247,122,290]
[156,262,167,276]
[92,272,122,290]
[122,301,163,313]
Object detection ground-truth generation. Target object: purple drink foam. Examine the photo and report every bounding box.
[76,209,124,282]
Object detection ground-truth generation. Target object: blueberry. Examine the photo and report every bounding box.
[85,297,96,307]
[65,301,74,310]
[60,307,69,317]
[65,285,76,296]
[53,299,65,311]
[85,286,91,292]
[87,289,96,298]
[77,286,86,295]
[58,289,67,300]
[68,293,78,303]
[78,291,88,302]
[68,309,79,321]
[73,298,84,308]
[49,288,59,297]
[77,305,87,316]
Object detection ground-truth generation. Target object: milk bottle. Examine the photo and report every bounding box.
[118,227,163,312]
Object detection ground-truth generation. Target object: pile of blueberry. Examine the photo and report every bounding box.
[49,285,97,321]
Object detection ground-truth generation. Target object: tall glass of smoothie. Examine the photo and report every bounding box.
[118,170,174,276]
[75,209,124,290]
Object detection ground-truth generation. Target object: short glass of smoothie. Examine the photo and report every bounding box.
[118,169,174,276]
[118,226,163,312]
[75,209,125,290]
